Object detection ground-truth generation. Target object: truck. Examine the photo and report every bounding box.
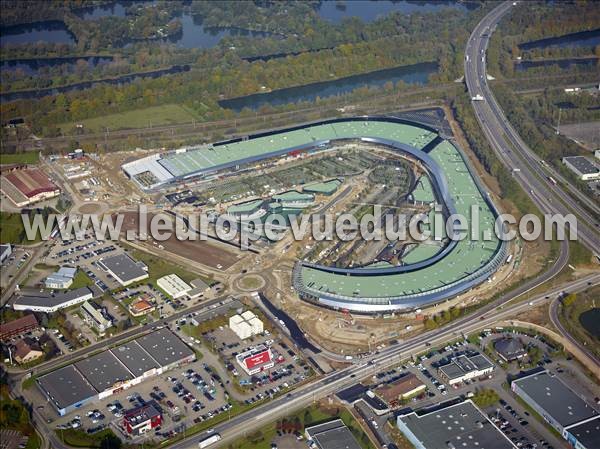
[548,176,557,185]
[471,94,484,101]
[198,434,221,448]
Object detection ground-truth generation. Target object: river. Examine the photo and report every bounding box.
[218,62,438,112]
[515,57,599,72]
[519,28,600,51]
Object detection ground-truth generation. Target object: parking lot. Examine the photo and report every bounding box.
[36,303,314,445]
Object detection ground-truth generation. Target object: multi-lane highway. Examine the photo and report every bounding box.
[464,1,600,253]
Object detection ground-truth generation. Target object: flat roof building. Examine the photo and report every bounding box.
[98,254,148,286]
[157,274,191,299]
[236,344,274,375]
[397,400,517,449]
[136,328,195,371]
[1,243,12,265]
[511,371,598,436]
[123,400,162,435]
[564,416,600,449]
[438,353,494,385]
[37,365,98,416]
[45,266,77,289]
[305,419,363,449]
[74,351,133,397]
[563,156,600,181]
[37,329,194,416]
[12,287,96,313]
[229,311,263,340]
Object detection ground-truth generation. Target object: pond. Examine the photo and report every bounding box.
[519,28,600,51]
[579,308,600,338]
[219,61,438,112]
[515,57,599,72]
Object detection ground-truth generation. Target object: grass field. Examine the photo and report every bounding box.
[0,212,43,244]
[559,286,600,359]
[58,104,199,133]
[70,270,94,289]
[0,152,39,164]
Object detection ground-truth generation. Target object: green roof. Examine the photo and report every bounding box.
[160,121,437,178]
[299,139,500,299]
[304,179,342,194]
[402,244,442,264]
[412,176,435,203]
[272,191,314,202]
[227,199,263,214]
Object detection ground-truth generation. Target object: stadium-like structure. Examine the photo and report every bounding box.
[122,116,508,313]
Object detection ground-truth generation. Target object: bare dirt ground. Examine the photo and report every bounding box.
[558,121,600,151]
[117,211,242,270]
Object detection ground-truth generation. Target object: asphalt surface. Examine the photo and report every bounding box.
[464,1,600,253]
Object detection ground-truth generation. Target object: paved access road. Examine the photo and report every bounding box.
[464,1,600,253]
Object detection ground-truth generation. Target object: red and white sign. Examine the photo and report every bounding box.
[244,349,272,370]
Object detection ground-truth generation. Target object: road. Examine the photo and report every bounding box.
[464,0,600,253]
[549,292,600,368]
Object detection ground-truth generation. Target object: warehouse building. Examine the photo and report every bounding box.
[562,156,600,181]
[45,266,77,289]
[305,419,362,449]
[74,351,134,399]
[0,314,38,341]
[236,344,274,375]
[229,310,263,340]
[397,400,517,449]
[157,274,192,299]
[37,329,195,416]
[37,365,98,416]
[12,287,96,313]
[135,327,195,373]
[511,371,598,439]
[0,167,60,207]
[564,416,600,449]
[438,353,494,385]
[97,254,148,287]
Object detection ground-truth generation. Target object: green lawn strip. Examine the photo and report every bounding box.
[70,270,95,289]
[0,152,39,164]
[58,104,199,134]
[55,428,116,448]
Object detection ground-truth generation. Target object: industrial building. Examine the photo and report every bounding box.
[305,419,362,449]
[563,416,600,449]
[396,400,517,449]
[511,371,598,440]
[97,254,148,286]
[438,353,494,385]
[123,401,162,435]
[0,314,38,341]
[45,266,77,289]
[494,338,526,362]
[11,287,96,313]
[121,117,507,314]
[0,243,12,265]
[236,344,274,375]
[37,329,195,415]
[373,373,426,407]
[229,310,264,340]
[0,166,60,207]
[157,274,192,299]
[562,156,600,181]
[80,301,112,334]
